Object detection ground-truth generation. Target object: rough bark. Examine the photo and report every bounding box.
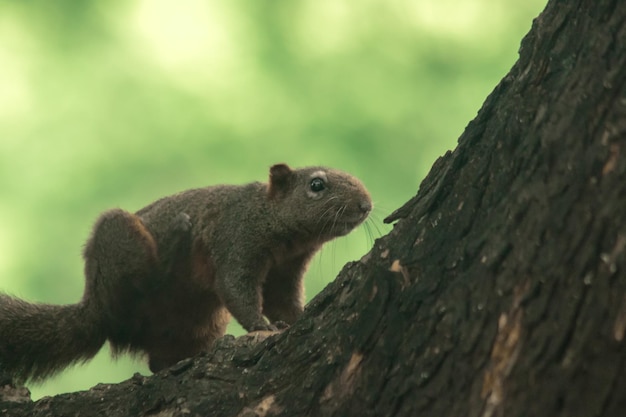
[3,0,626,415]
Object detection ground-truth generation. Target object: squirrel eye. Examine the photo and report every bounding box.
[310,178,326,192]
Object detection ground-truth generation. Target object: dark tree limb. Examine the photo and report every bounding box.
[3,0,626,415]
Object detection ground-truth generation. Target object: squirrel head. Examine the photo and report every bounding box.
[268,163,372,242]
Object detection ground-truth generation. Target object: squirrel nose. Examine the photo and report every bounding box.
[359,200,372,214]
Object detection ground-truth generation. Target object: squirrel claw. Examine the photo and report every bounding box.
[273,321,290,330]
[250,323,275,332]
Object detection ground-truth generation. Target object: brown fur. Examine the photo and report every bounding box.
[0,163,371,383]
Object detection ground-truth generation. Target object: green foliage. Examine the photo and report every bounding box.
[0,0,546,398]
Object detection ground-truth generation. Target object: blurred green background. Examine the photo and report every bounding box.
[0,0,545,399]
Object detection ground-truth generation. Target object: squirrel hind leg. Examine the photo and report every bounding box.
[83,209,160,307]
[146,306,230,373]
[153,212,193,277]
[84,208,158,259]
[84,209,158,274]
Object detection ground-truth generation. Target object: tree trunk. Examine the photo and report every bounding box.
[3,0,626,416]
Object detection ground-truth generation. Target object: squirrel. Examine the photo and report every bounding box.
[0,163,372,383]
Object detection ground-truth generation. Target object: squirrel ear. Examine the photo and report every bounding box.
[269,163,293,199]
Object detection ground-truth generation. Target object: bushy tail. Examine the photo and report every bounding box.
[0,294,106,383]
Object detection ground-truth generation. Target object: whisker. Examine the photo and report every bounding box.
[370,200,394,214]
[331,238,337,272]
[367,215,386,238]
[333,204,347,234]
[363,221,375,248]
[310,196,342,242]
[314,196,340,228]
[317,204,337,225]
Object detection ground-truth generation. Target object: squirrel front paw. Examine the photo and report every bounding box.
[272,321,290,330]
